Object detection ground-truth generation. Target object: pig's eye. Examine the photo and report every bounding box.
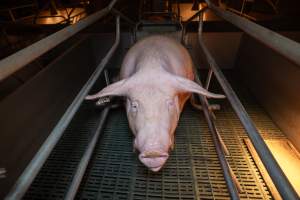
[167,99,174,109]
[131,101,139,113]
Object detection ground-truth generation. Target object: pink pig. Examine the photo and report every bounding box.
[86,35,224,172]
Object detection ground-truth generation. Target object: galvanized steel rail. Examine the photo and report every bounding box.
[194,1,299,198]
[0,0,118,81]
[193,12,240,200]
[204,0,300,67]
[4,14,120,200]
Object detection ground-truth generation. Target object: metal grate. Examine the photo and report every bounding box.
[24,72,283,200]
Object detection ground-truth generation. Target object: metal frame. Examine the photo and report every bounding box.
[205,0,300,67]
[189,1,299,199]
[64,70,112,200]
[1,0,300,199]
[4,13,120,200]
[195,12,240,200]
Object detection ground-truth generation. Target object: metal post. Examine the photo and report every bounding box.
[4,15,120,200]
[204,0,300,67]
[0,0,118,81]
[197,7,299,198]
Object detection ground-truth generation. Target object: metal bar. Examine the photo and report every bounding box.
[183,6,208,25]
[177,0,180,21]
[64,70,112,200]
[205,68,213,90]
[195,14,240,200]
[197,7,299,198]
[182,7,206,44]
[226,7,256,21]
[0,0,118,81]
[4,15,120,200]
[0,4,36,12]
[194,70,240,200]
[111,8,136,26]
[8,10,16,22]
[65,107,109,200]
[204,0,300,67]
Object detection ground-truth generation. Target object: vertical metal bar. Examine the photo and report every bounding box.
[177,0,180,21]
[4,15,120,200]
[196,13,240,200]
[64,68,112,200]
[198,6,298,198]
[205,68,213,90]
[240,0,246,15]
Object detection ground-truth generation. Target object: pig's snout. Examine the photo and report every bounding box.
[139,151,169,172]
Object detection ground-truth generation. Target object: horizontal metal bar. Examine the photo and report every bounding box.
[0,4,36,12]
[197,13,299,198]
[0,0,118,81]
[204,0,300,67]
[4,14,120,200]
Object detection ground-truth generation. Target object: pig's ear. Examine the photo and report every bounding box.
[85,79,129,100]
[171,75,225,99]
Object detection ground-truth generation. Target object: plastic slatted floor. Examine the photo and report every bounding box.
[24,75,284,200]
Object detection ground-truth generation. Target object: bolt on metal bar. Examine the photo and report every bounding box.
[204,0,300,67]
[4,15,120,200]
[64,70,111,200]
[0,0,118,81]
[198,6,299,198]
[194,13,240,200]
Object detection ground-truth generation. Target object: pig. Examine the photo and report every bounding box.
[86,35,225,172]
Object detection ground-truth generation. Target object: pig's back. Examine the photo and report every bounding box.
[120,36,194,80]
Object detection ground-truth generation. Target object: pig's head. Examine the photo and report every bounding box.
[86,72,224,172]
